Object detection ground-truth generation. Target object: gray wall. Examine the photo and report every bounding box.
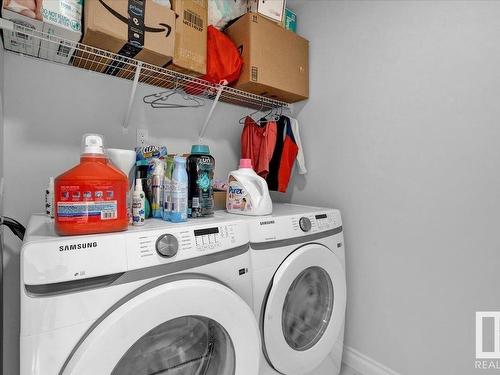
[0,31,4,375]
[1,52,244,375]
[287,1,500,374]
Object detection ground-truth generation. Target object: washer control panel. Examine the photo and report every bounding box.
[194,225,235,251]
[126,220,245,271]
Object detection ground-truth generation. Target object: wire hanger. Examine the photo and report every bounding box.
[239,98,265,124]
[143,77,205,109]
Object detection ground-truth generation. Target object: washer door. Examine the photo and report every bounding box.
[263,244,346,375]
[60,276,261,375]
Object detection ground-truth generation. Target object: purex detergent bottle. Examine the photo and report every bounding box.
[54,134,128,236]
[226,159,272,216]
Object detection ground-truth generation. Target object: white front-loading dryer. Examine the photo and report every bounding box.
[218,204,347,375]
[20,215,261,375]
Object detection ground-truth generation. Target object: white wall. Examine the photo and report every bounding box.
[287,1,500,374]
[2,52,245,375]
[0,32,5,375]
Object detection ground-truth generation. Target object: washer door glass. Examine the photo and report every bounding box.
[282,266,334,351]
[112,315,235,375]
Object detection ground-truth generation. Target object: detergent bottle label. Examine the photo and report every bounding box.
[227,179,252,212]
[57,185,118,222]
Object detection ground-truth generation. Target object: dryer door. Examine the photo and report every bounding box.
[60,275,260,375]
[263,244,346,375]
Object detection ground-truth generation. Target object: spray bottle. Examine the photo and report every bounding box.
[132,178,146,226]
[151,159,164,218]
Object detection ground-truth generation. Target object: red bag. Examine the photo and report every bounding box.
[202,25,243,84]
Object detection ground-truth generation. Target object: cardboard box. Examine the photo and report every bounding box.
[74,0,175,78]
[170,0,207,76]
[247,0,285,24]
[213,191,227,210]
[39,0,82,64]
[1,0,43,57]
[282,7,296,33]
[225,12,308,103]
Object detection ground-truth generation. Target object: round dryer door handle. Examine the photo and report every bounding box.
[156,234,179,257]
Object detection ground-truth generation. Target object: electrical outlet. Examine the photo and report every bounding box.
[136,129,148,146]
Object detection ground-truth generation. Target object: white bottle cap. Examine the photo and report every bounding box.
[135,178,143,192]
[82,134,105,154]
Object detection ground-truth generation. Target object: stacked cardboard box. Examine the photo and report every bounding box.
[225,12,308,103]
[170,0,208,77]
[74,0,175,78]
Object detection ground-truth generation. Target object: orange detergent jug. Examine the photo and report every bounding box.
[54,134,128,236]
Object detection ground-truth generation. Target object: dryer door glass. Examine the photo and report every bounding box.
[111,315,235,375]
[282,266,334,351]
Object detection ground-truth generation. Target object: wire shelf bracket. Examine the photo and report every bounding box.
[123,62,142,134]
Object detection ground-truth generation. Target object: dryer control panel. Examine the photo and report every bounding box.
[247,208,342,244]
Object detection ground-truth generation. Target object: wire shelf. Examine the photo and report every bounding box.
[0,18,292,111]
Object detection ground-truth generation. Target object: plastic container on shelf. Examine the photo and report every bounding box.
[171,156,188,223]
[226,159,272,216]
[54,134,128,236]
[187,144,215,218]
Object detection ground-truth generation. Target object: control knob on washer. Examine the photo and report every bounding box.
[156,234,179,258]
[299,217,312,232]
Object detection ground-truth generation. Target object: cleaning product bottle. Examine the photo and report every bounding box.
[151,158,164,218]
[135,160,151,218]
[45,177,54,218]
[54,134,128,235]
[132,178,146,226]
[187,144,215,217]
[226,159,272,216]
[171,156,188,223]
[162,155,175,221]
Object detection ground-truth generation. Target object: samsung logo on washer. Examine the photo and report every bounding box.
[59,242,98,252]
[260,220,275,226]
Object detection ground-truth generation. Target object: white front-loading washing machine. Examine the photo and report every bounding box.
[20,214,261,375]
[217,203,346,375]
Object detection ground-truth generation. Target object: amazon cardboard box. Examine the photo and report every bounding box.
[74,0,175,78]
[170,0,207,76]
[225,12,308,103]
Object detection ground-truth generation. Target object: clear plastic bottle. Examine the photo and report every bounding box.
[170,156,188,223]
[162,156,175,221]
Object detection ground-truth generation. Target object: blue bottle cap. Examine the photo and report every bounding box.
[191,144,210,155]
[174,155,186,164]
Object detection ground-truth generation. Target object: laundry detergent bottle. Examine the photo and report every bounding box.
[54,134,128,236]
[226,159,272,216]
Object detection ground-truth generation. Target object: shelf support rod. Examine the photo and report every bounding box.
[122,62,142,134]
[198,81,227,141]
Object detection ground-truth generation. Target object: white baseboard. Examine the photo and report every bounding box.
[342,346,401,375]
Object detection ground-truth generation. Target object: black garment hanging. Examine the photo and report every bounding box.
[266,115,289,191]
